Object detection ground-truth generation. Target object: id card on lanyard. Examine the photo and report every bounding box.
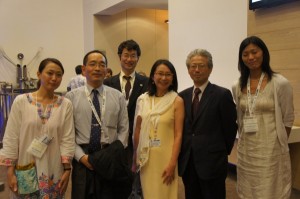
[27,94,55,158]
[243,73,265,133]
[150,97,161,147]
[27,134,53,158]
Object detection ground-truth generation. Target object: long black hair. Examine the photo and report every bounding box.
[148,59,178,96]
[238,36,275,90]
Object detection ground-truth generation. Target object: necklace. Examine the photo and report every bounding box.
[155,91,167,97]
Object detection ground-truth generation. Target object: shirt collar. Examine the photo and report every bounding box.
[120,70,136,79]
[194,81,209,93]
[86,83,104,96]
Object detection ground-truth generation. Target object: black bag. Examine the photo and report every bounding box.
[128,171,143,199]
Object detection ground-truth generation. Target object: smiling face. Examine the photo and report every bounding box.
[119,48,139,75]
[82,52,107,88]
[188,55,212,87]
[152,64,174,95]
[37,62,63,92]
[241,43,263,72]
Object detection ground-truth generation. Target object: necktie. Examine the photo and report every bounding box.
[124,76,131,100]
[192,88,201,119]
[88,89,101,153]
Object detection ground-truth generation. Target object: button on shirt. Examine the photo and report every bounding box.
[65,84,129,161]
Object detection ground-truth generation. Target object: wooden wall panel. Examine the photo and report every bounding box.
[250,28,300,50]
[271,49,300,70]
[248,2,300,35]
[94,9,168,76]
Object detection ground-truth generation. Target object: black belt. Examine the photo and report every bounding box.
[79,143,110,151]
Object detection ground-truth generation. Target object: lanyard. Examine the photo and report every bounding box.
[151,97,160,139]
[246,72,265,116]
[85,86,106,128]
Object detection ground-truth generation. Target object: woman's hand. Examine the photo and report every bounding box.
[131,163,137,173]
[162,164,176,185]
[7,166,18,193]
[58,170,71,195]
[131,150,138,173]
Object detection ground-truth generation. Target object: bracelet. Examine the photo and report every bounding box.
[64,168,71,171]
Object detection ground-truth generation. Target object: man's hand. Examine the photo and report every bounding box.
[79,155,94,170]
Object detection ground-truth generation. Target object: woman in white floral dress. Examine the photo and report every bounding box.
[0,58,75,198]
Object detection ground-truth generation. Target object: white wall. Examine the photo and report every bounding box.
[0,0,84,91]
[83,0,124,52]
[0,0,246,91]
[84,0,247,91]
[169,0,247,91]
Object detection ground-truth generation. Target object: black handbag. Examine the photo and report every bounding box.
[128,171,143,199]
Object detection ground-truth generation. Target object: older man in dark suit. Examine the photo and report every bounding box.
[104,40,148,167]
[179,49,237,199]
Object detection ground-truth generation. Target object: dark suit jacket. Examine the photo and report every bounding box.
[104,72,148,135]
[178,82,237,180]
[88,140,133,198]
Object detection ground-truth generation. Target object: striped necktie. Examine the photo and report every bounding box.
[124,76,131,100]
[192,88,201,119]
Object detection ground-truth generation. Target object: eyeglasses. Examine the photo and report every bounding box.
[87,61,106,68]
[189,64,207,70]
[121,53,138,60]
[155,72,173,78]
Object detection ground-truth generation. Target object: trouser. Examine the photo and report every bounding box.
[71,145,113,199]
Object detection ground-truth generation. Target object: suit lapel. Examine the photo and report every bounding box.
[128,73,146,109]
[185,87,194,121]
[111,74,122,91]
[193,83,213,124]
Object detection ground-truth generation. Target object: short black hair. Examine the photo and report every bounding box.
[75,65,82,75]
[117,40,141,57]
[106,67,113,75]
[83,50,107,66]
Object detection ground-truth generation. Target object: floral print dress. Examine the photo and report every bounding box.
[0,93,75,198]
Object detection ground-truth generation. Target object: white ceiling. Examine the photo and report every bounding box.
[96,0,168,15]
